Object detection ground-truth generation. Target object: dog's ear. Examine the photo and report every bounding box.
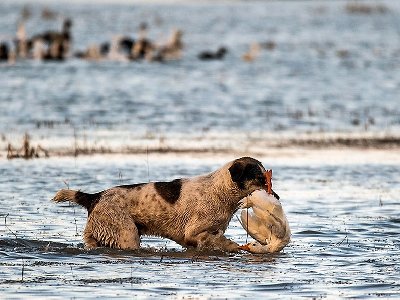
[229,161,245,188]
[229,158,266,190]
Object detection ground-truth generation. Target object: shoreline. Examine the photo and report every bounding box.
[1,133,400,164]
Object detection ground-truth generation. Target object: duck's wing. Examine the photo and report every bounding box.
[249,190,280,212]
[239,209,254,231]
[270,203,285,220]
[268,216,291,252]
[240,210,270,245]
[251,206,289,239]
[252,206,278,223]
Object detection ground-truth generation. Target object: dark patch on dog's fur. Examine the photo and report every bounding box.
[229,157,265,189]
[116,183,145,190]
[135,222,147,235]
[74,191,103,215]
[185,239,198,248]
[154,179,182,204]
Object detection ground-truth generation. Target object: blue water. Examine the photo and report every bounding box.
[1,0,399,152]
[1,154,400,298]
[1,0,400,298]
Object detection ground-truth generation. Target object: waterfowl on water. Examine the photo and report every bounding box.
[0,42,10,60]
[198,46,227,60]
[29,18,72,60]
[242,42,260,62]
[0,41,16,64]
[148,29,183,62]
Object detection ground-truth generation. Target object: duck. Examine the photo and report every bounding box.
[242,42,261,62]
[106,36,130,62]
[29,18,72,60]
[15,21,28,58]
[0,42,10,61]
[130,22,155,61]
[198,46,227,60]
[238,171,291,254]
[149,29,183,62]
[239,241,274,254]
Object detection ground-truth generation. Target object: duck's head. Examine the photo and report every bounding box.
[228,157,279,199]
[238,241,270,254]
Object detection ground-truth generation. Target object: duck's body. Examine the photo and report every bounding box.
[239,189,290,253]
[198,47,227,60]
[242,42,260,62]
[29,18,72,60]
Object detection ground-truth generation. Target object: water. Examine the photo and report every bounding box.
[1,0,400,298]
[1,0,400,153]
[1,153,399,298]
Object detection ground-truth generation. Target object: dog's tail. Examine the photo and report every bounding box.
[52,189,100,213]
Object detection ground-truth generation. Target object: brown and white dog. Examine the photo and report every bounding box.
[52,157,277,252]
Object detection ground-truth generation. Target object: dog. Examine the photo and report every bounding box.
[52,157,277,252]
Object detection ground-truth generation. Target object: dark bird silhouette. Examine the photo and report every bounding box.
[198,47,227,60]
[0,42,10,60]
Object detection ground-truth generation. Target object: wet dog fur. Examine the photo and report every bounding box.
[52,157,273,252]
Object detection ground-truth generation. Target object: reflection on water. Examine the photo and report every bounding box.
[0,154,399,298]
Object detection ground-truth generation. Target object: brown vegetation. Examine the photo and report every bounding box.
[345,2,388,14]
[7,133,48,159]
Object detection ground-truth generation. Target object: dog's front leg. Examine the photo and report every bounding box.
[184,229,239,253]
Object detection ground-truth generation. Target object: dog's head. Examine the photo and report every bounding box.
[228,157,280,199]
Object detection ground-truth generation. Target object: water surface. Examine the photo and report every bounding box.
[1,153,400,298]
[0,0,399,153]
[1,0,400,298]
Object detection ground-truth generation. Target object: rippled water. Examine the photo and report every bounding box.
[1,0,400,298]
[1,153,399,298]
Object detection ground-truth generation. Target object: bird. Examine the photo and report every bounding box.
[242,42,260,62]
[238,172,291,254]
[0,42,10,61]
[29,18,72,60]
[198,47,227,60]
[238,240,272,254]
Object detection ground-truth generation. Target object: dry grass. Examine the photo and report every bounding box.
[7,133,48,159]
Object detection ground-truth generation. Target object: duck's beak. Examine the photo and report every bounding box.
[238,243,251,252]
[272,189,280,200]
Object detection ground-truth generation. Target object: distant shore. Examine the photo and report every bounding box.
[2,131,400,160]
